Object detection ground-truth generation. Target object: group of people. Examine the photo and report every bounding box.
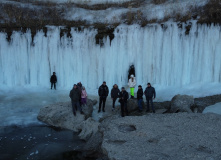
[69,82,88,116]
[50,72,156,117]
[98,75,156,117]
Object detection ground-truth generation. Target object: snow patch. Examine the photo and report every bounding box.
[203,103,221,115]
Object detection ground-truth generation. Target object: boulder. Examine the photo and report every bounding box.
[37,99,96,131]
[127,99,144,113]
[82,99,97,119]
[75,117,99,141]
[170,94,194,113]
[99,113,221,160]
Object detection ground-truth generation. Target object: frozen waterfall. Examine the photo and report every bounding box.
[0,22,221,92]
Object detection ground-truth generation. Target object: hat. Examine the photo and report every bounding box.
[147,83,151,85]
[138,85,142,87]
[130,75,134,78]
[103,81,106,83]
[74,84,77,86]
[121,87,125,89]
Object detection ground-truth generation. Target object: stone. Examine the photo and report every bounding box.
[170,94,194,113]
[37,99,95,131]
[127,99,144,113]
[99,113,221,160]
[75,117,99,141]
[82,99,97,119]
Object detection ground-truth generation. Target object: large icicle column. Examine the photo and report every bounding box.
[0,22,221,90]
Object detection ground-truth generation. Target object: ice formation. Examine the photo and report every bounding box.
[0,22,220,91]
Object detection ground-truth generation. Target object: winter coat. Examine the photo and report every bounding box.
[77,83,82,93]
[144,86,156,99]
[81,90,87,98]
[50,75,57,83]
[98,85,109,98]
[111,87,120,99]
[128,77,136,88]
[137,88,143,99]
[69,88,81,102]
[119,91,129,103]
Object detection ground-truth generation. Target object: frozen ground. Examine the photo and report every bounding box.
[1,82,221,127]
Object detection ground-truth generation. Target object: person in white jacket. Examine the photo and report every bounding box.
[128,74,136,99]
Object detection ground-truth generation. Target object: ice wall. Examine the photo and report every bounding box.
[0,22,221,91]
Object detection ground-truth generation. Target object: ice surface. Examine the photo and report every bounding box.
[0,88,70,126]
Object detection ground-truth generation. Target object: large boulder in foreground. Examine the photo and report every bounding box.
[37,99,96,131]
[75,117,99,141]
[100,113,221,160]
[171,94,194,113]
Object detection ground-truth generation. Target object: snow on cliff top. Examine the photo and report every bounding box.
[65,0,209,24]
[0,0,209,24]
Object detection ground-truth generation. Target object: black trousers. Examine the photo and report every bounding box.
[112,98,117,108]
[51,82,56,89]
[99,97,106,111]
[146,98,154,111]
[120,102,128,117]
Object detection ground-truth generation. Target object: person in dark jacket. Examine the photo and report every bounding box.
[137,85,143,112]
[118,87,129,117]
[111,84,120,111]
[50,72,57,90]
[144,83,156,113]
[98,81,109,112]
[77,82,83,105]
[69,84,83,116]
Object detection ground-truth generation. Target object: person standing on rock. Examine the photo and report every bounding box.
[77,82,83,105]
[144,83,156,113]
[50,72,57,90]
[137,85,143,112]
[69,84,84,116]
[98,81,109,112]
[119,87,129,117]
[81,86,87,106]
[128,74,136,99]
[111,84,120,111]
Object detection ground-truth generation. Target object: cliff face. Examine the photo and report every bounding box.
[0,0,220,31]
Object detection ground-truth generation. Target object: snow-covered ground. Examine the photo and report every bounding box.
[1,82,221,127]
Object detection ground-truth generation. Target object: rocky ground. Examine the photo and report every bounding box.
[100,113,221,160]
[36,94,221,160]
